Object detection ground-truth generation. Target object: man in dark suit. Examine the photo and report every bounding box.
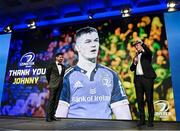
[45,52,65,122]
[130,40,156,127]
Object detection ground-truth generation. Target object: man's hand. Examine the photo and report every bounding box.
[133,53,138,65]
[46,84,50,89]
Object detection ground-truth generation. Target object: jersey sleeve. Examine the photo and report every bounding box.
[110,72,128,104]
[59,75,70,103]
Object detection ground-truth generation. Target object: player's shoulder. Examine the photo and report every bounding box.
[64,66,75,78]
[98,64,117,75]
[48,62,56,66]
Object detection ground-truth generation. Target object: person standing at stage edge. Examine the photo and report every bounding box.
[45,52,65,122]
[130,40,156,127]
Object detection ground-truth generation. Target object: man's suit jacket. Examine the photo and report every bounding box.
[130,43,157,80]
[46,62,65,88]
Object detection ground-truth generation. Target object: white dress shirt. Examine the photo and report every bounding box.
[56,61,62,75]
[136,53,144,75]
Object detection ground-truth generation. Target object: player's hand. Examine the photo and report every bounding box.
[133,53,138,65]
[46,84,50,89]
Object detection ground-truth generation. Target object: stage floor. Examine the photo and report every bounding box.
[0,117,180,130]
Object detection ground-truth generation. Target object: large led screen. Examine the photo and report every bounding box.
[0,13,175,121]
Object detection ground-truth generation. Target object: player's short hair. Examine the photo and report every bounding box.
[55,52,63,57]
[75,27,98,42]
[132,40,143,46]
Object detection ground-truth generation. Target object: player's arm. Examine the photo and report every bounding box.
[141,42,152,57]
[130,62,136,71]
[55,100,69,117]
[111,100,132,120]
[55,76,70,118]
[110,74,132,120]
[45,64,52,83]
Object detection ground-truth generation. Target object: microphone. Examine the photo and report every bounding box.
[133,53,138,65]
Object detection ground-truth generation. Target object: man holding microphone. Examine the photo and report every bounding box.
[130,40,156,127]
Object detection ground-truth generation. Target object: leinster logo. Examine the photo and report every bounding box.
[102,75,112,88]
[154,100,170,118]
[19,52,35,67]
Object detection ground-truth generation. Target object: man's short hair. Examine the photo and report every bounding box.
[132,40,143,46]
[75,27,98,42]
[55,52,63,57]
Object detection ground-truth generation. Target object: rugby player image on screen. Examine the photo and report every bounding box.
[55,27,132,120]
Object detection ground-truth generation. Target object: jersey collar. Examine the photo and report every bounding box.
[74,64,100,74]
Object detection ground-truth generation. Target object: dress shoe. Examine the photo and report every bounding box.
[147,122,154,127]
[137,121,145,127]
[46,118,53,122]
[51,116,57,121]
[147,117,154,127]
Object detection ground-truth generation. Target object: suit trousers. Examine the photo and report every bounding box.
[134,75,154,122]
[46,86,62,118]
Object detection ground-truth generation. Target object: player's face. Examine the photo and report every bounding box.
[56,55,63,63]
[76,32,99,59]
[134,43,143,52]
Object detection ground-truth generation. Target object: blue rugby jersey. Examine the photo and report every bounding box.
[59,64,128,119]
